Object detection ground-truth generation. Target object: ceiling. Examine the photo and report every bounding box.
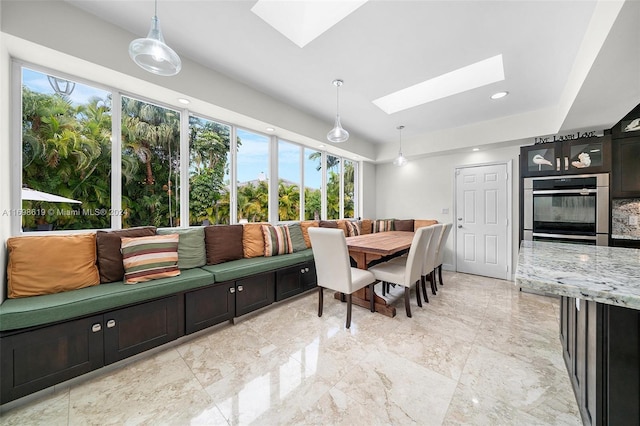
[63,0,639,155]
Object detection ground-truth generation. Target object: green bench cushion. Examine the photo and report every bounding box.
[202,249,314,282]
[0,268,214,332]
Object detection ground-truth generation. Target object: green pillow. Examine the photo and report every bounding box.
[288,223,308,252]
[157,227,206,269]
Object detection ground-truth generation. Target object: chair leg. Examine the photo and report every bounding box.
[370,283,376,312]
[382,281,386,296]
[318,286,323,317]
[438,265,444,286]
[346,293,352,328]
[415,280,422,308]
[431,271,437,295]
[421,275,429,303]
[404,287,412,317]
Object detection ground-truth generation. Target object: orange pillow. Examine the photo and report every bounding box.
[414,219,438,230]
[7,233,100,298]
[336,220,349,236]
[360,219,373,235]
[242,222,268,258]
[300,220,319,248]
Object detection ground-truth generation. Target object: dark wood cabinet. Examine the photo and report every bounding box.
[103,296,181,364]
[275,261,317,301]
[1,315,104,404]
[185,282,235,334]
[611,136,640,198]
[520,136,611,177]
[235,272,275,317]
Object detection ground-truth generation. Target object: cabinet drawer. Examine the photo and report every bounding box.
[0,315,104,404]
[185,282,235,334]
[103,296,181,365]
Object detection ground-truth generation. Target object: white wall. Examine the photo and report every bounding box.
[375,144,522,277]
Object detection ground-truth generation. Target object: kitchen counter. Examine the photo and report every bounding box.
[515,240,640,425]
[515,240,640,310]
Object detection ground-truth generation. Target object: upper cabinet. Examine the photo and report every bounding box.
[520,135,611,177]
[611,104,640,198]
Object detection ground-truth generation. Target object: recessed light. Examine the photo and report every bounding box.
[472,148,480,151]
[490,91,509,100]
[319,144,325,148]
[266,127,275,132]
[178,98,190,105]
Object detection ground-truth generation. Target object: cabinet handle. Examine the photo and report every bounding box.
[238,285,244,292]
[92,323,102,332]
[300,269,305,274]
[229,287,235,294]
[564,157,569,171]
[556,158,560,171]
[305,268,309,272]
[106,319,116,328]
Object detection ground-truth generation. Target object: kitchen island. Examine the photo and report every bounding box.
[516,241,640,426]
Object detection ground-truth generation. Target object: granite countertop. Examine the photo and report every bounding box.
[515,241,640,310]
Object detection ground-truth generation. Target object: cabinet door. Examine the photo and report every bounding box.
[301,262,317,291]
[520,143,561,177]
[185,282,235,334]
[561,136,611,175]
[612,136,640,197]
[103,296,180,365]
[0,315,104,404]
[235,272,275,316]
[276,265,304,302]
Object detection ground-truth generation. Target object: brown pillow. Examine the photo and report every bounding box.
[301,220,319,248]
[205,224,244,265]
[96,226,157,283]
[7,233,100,298]
[414,219,438,230]
[243,222,268,258]
[360,219,373,235]
[319,220,338,228]
[336,220,349,236]
[394,219,415,232]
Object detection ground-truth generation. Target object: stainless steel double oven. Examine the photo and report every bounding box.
[523,173,609,246]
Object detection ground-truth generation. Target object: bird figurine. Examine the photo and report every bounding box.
[572,152,591,168]
[532,154,553,171]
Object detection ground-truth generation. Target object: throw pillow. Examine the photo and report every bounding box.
[96,226,157,283]
[414,219,438,230]
[7,233,100,298]
[204,224,244,265]
[360,219,373,235]
[121,234,180,284]
[373,219,394,233]
[242,222,268,258]
[394,219,415,232]
[346,221,361,237]
[157,227,206,269]
[287,223,308,252]
[262,225,293,256]
[300,220,319,248]
[319,220,338,229]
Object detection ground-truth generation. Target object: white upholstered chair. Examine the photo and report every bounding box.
[308,227,377,329]
[434,223,453,287]
[421,223,444,298]
[368,226,433,317]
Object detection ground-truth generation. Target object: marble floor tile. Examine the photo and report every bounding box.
[0,272,581,425]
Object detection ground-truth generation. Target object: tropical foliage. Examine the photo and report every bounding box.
[21,73,356,231]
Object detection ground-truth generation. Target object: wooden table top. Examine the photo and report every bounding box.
[345,231,414,256]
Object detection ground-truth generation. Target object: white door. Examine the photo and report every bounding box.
[455,163,510,280]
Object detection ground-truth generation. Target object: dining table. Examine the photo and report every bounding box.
[338,231,415,317]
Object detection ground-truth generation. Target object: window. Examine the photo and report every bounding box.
[343,159,356,218]
[121,96,180,228]
[304,149,322,220]
[326,154,340,220]
[188,115,231,225]
[236,129,269,222]
[21,67,112,231]
[278,140,301,221]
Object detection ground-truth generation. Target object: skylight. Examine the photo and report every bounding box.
[373,54,506,114]
[251,0,368,48]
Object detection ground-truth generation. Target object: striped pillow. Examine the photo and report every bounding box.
[346,221,361,237]
[262,225,293,257]
[121,234,180,284]
[373,219,394,233]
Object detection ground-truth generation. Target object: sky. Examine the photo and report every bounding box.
[22,67,324,189]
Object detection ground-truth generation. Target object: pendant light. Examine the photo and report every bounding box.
[129,0,182,76]
[327,79,349,143]
[393,125,408,167]
[47,75,75,96]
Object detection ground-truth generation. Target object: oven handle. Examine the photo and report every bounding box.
[532,189,597,195]
[532,233,597,241]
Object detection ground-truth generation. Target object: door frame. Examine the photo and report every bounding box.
[452,160,513,280]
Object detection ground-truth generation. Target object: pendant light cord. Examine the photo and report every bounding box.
[154,0,158,17]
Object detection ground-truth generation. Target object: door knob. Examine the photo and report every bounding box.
[458,224,462,228]
[457,217,462,221]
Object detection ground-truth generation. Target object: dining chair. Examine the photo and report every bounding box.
[308,227,378,329]
[434,223,453,287]
[368,226,433,317]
